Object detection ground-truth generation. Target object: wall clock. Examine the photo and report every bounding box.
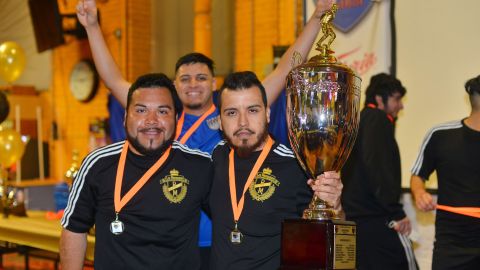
[69,59,99,102]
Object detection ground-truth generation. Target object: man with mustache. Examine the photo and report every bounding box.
[210,71,343,269]
[60,74,214,270]
[75,0,334,267]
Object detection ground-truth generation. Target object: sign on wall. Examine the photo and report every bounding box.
[305,0,393,94]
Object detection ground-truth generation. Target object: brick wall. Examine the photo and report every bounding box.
[234,0,296,79]
[48,0,150,180]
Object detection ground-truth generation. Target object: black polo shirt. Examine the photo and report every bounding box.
[62,141,213,270]
[209,140,312,270]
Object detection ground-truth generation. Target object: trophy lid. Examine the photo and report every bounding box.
[289,3,360,86]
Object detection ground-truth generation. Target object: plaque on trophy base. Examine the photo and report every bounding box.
[280,219,356,270]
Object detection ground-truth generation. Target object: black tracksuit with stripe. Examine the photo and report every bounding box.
[341,107,417,270]
[411,119,480,270]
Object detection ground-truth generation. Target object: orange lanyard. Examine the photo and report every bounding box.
[367,103,394,123]
[175,104,216,144]
[436,204,480,218]
[228,136,274,224]
[114,141,171,213]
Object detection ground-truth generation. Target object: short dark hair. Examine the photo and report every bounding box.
[175,52,215,76]
[218,71,267,110]
[465,75,480,96]
[126,73,182,115]
[364,73,406,106]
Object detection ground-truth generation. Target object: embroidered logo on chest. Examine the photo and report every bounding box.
[249,167,280,202]
[159,169,189,203]
[206,116,220,130]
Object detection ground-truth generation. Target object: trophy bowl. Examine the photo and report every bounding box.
[282,57,361,270]
[286,60,361,220]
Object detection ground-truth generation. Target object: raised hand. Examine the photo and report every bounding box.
[314,0,336,18]
[76,0,99,28]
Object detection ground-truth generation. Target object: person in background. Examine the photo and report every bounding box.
[410,75,480,270]
[75,0,335,268]
[341,73,418,270]
[210,71,343,269]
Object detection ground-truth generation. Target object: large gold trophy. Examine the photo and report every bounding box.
[281,4,360,269]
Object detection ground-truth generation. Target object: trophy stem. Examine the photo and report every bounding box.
[302,195,336,220]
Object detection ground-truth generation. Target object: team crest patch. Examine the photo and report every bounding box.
[206,116,220,130]
[159,169,189,203]
[249,168,280,202]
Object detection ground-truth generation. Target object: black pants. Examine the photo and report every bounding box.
[354,217,418,270]
[200,246,210,270]
[433,244,480,270]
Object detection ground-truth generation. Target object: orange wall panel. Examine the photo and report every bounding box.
[49,0,150,180]
[234,0,296,79]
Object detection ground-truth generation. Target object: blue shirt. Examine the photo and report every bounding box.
[177,108,222,247]
[268,89,290,146]
[177,110,222,155]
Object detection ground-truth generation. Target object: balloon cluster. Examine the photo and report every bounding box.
[0,128,25,168]
[0,41,26,84]
[0,41,27,217]
[0,41,26,166]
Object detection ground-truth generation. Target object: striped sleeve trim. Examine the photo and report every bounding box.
[212,140,227,151]
[61,141,124,227]
[273,143,296,158]
[411,120,462,175]
[172,141,212,160]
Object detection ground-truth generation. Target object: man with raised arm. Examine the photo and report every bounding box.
[75,0,334,268]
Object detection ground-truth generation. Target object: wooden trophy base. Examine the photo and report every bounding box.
[280,219,356,270]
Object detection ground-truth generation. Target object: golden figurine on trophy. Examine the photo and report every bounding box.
[281,4,360,270]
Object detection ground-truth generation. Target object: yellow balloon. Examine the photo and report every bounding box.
[0,129,25,167]
[0,41,26,84]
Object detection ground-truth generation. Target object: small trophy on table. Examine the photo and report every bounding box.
[281,4,361,269]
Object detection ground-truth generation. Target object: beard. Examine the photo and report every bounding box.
[226,123,269,158]
[126,127,174,157]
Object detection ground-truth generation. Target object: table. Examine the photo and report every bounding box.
[0,211,95,261]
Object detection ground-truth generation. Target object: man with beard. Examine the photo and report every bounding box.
[60,73,214,270]
[209,71,343,270]
[76,0,334,267]
[341,73,417,270]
